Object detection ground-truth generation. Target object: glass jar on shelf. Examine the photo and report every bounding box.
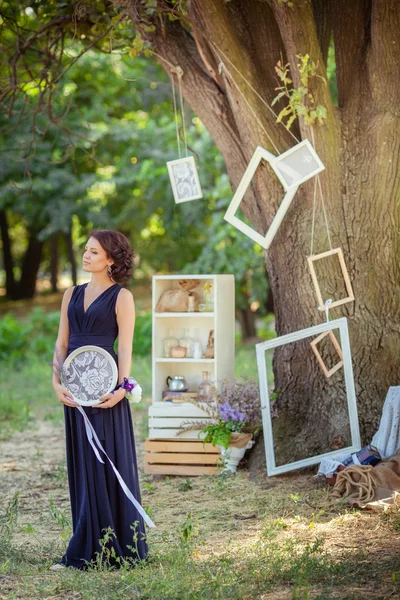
[163,329,178,358]
[198,371,215,403]
[179,328,194,358]
[192,339,203,360]
[203,281,214,311]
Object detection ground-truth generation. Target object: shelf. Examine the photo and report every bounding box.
[155,312,214,318]
[155,358,215,363]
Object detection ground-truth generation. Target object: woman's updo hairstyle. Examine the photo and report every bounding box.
[89,229,134,284]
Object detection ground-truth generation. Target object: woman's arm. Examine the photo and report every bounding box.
[98,288,135,409]
[53,287,76,407]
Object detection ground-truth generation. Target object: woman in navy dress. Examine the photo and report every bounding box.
[51,229,148,569]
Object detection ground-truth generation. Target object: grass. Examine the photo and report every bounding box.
[1,312,400,598]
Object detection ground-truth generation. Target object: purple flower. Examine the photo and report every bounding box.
[219,402,246,422]
[123,377,136,393]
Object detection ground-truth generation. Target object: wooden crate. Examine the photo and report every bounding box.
[144,439,221,476]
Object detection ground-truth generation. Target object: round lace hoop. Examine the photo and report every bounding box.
[63,345,118,407]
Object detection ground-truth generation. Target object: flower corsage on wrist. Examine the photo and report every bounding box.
[115,377,142,404]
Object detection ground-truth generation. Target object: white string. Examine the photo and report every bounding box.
[310,173,318,255]
[317,175,333,250]
[210,39,300,145]
[318,298,333,321]
[171,73,181,158]
[218,61,280,155]
[177,70,188,158]
[310,128,333,252]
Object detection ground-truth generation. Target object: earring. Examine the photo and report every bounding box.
[107,265,112,277]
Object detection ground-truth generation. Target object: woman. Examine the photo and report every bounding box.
[51,230,148,569]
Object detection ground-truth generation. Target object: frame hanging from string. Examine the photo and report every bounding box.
[166,66,203,204]
[307,129,355,313]
[307,247,355,311]
[215,57,324,249]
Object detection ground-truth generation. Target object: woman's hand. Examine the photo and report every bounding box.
[54,383,77,408]
[97,387,126,409]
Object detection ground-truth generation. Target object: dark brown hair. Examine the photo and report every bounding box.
[89,230,134,283]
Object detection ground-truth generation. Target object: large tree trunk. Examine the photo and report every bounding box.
[50,234,59,293]
[65,229,77,286]
[12,231,44,300]
[0,210,17,298]
[128,0,400,464]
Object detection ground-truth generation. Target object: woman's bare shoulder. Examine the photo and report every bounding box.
[116,287,135,309]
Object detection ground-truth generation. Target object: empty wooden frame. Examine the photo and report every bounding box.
[307,247,355,311]
[224,140,324,250]
[310,330,344,378]
[256,317,361,476]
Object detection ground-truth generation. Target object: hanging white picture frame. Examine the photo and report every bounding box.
[224,146,300,249]
[167,156,203,204]
[270,139,325,190]
[224,140,324,250]
[256,317,361,476]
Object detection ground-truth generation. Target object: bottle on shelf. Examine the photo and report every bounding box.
[198,371,215,403]
[179,328,194,358]
[163,329,179,358]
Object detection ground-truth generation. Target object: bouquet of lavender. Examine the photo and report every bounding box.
[179,378,262,449]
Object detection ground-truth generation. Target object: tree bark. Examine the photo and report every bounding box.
[130,0,400,464]
[13,231,44,300]
[0,210,17,298]
[236,307,257,341]
[50,234,59,293]
[65,229,77,286]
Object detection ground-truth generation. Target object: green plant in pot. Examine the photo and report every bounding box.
[180,378,262,472]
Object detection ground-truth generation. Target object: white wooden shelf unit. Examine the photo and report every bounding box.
[149,274,235,440]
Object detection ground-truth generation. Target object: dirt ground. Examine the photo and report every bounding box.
[1,421,400,599]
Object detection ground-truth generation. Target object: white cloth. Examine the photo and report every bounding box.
[371,386,400,459]
[317,453,351,477]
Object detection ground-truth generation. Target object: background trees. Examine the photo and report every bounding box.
[1,1,399,461]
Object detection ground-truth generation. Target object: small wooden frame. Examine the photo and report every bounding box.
[256,317,361,476]
[167,156,203,204]
[144,439,221,476]
[310,330,344,378]
[307,247,355,310]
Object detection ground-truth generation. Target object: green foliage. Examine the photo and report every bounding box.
[200,422,235,449]
[273,54,327,129]
[132,310,152,356]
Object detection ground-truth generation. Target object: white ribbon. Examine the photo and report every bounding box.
[75,404,156,529]
[318,298,333,322]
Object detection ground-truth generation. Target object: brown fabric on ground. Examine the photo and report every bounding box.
[229,433,253,448]
[331,455,400,506]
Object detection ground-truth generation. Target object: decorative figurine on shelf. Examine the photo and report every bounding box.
[204,329,214,359]
[198,371,215,403]
[203,281,213,311]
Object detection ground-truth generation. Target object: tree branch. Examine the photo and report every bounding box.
[332,0,371,109]
[311,0,333,65]
[368,0,400,110]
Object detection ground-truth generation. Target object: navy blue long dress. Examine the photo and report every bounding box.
[60,282,148,568]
